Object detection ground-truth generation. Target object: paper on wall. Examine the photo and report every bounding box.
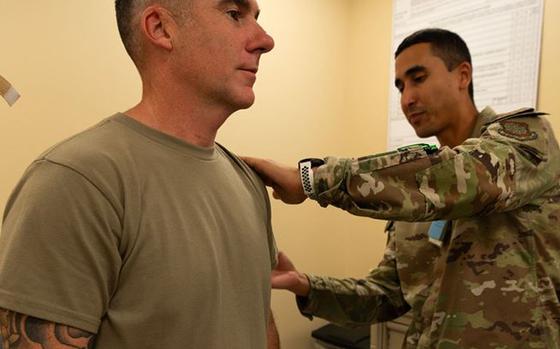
[0,74,20,107]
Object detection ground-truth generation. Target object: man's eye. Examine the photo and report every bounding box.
[227,10,241,21]
[413,75,426,83]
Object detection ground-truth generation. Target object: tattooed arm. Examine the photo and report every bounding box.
[0,308,95,349]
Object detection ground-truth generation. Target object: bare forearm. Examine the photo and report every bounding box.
[0,308,95,349]
[267,310,280,349]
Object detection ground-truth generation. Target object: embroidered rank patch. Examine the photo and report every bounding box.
[498,120,537,141]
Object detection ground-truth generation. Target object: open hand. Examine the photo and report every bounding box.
[271,252,310,297]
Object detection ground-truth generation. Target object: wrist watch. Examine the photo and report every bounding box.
[298,158,325,196]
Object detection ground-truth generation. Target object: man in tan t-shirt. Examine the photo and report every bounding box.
[0,0,279,348]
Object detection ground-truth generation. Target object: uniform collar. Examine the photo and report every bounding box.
[469,106,496,138]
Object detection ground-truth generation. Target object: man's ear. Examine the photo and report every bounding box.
[456,61,472,92]
[140,6,175,51]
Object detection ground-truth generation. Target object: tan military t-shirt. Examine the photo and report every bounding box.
[0,114,277,348]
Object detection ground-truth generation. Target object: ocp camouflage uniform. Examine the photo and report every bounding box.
[298,107,560,348]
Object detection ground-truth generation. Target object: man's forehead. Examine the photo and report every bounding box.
[395,43,438,72]
[397,43,432,62]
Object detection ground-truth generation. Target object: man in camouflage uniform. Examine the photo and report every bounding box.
[244,28,560,348]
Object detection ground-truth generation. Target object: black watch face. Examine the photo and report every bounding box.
[299,158,324,168]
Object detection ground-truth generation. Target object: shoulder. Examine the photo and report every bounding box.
[35,114,153,186]
[480,107,555,146]
[479,107,558,165]
[216,143,267,189]
[40,115,136,169]
[482,107,548,125]
[481,107,551,141]
[215,144,272,214]
[17,115,143,214]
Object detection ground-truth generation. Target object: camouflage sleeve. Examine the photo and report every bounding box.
[296,225,411,326]
[312,116,560,221]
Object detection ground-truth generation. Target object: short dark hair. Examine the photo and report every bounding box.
[395,28,474,102]
[115,0,142,64]
[115,0,183,67]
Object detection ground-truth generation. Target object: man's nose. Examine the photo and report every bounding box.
[247,23,275,54]
[401,87,417,110]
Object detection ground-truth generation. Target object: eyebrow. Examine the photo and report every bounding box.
[219,0,260,19]
[394,65,427,88]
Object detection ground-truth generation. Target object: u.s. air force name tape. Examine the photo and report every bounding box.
[0,74,20,107]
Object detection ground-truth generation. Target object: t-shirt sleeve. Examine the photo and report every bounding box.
[217,145,278,269]
[264,192,278,269]
[0,159,122,333]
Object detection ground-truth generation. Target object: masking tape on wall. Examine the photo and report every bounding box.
[0,74,20,107]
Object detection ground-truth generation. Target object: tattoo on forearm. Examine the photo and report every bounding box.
[0,308,95,349]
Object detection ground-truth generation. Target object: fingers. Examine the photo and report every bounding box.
[240,156,261,172]
[240,156,283,177]
[276,251,296,271]
[271,271,311,296]
[271,272,298,290]
[241,156,276,187]
[240,156,272,172]
[271,252,311,296]
[241,156,307,204]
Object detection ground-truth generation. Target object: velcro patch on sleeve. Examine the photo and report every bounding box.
[498,120,537,141]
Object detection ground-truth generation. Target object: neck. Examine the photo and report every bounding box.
[125,76,233,148]
[437,102,479,148]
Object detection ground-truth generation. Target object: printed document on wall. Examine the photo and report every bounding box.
[387,0,544,149]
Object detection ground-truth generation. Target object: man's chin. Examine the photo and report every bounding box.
[413,127,436,139]
[236,97,255,110]
[233,91,256,110]
[226,98,255,113]
[219,88,256,113]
